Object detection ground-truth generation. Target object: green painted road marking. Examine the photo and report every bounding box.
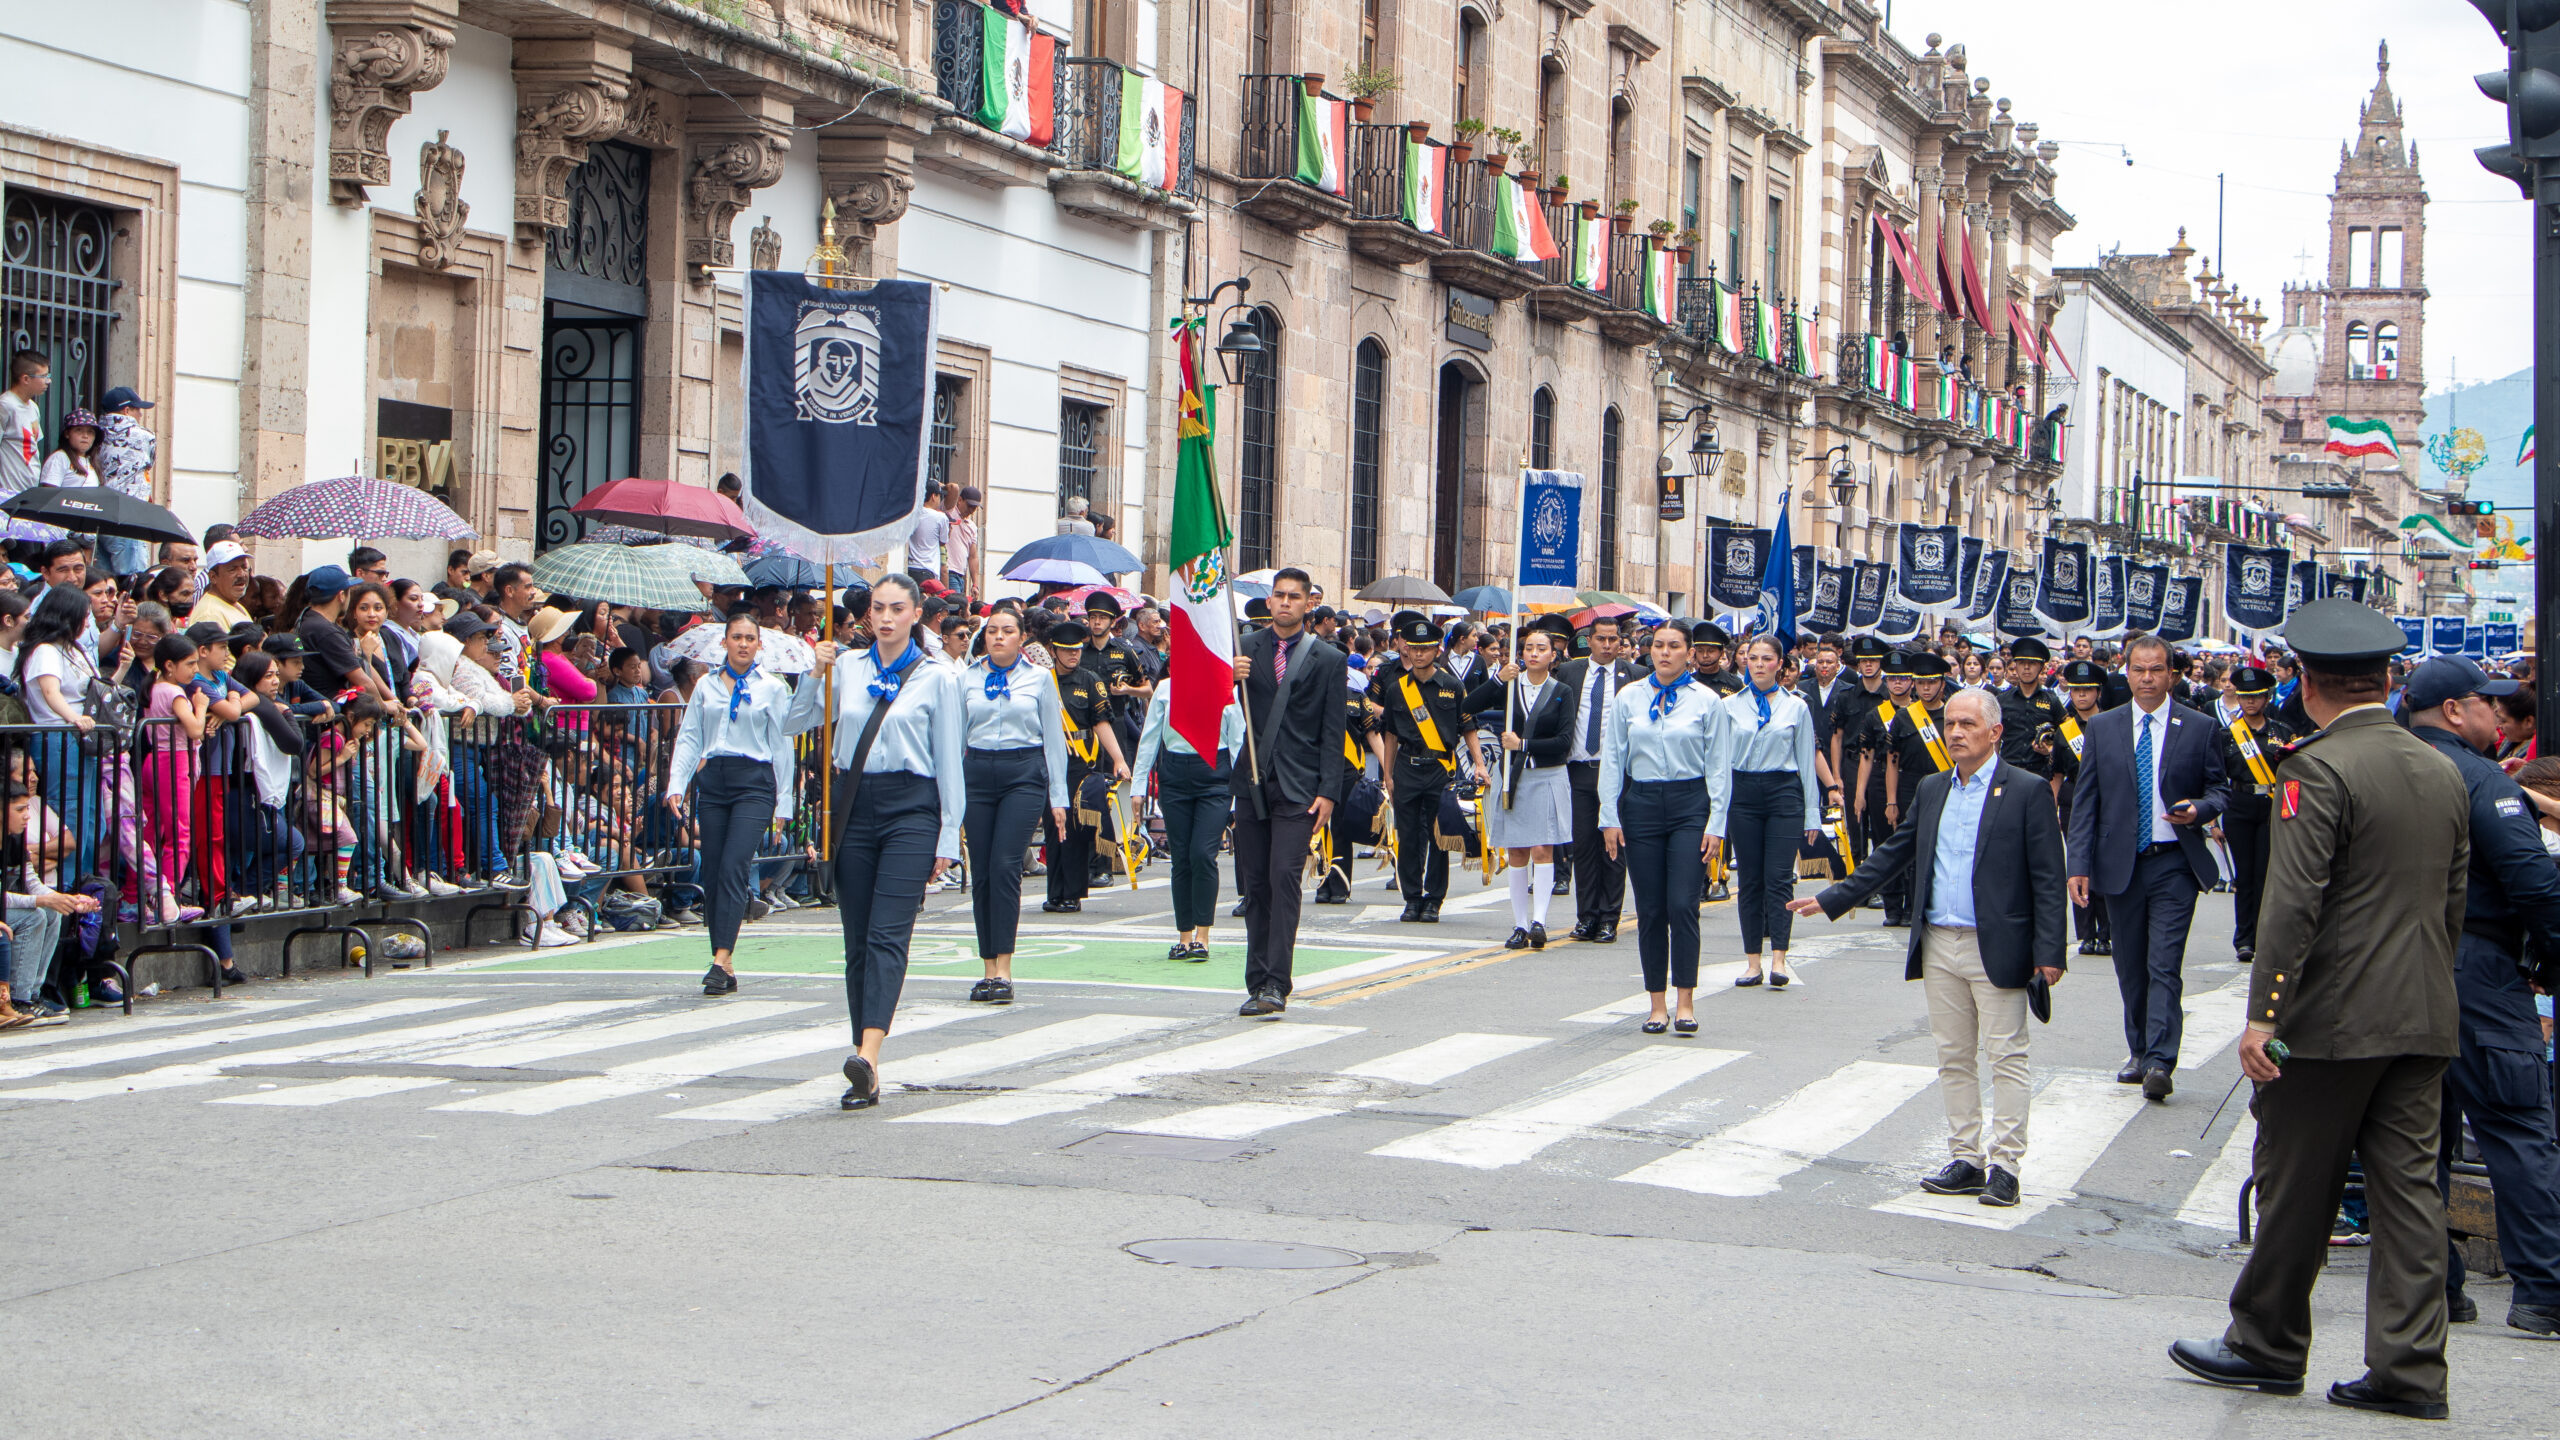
[469,932,1413,991]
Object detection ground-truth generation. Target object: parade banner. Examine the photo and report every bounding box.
[1790,544,1815,621]
[1846,560,1889,630]
[2124,561,2169,633]
[1957,535,1985,607]
[1805,560,1851,633]
[2158,575,2202,643]
[2431,615,2468,655]
[1893,523,1964,614]
[2089,553,2126,638]
[1877,599,1924,641]
[2464,623,2489,659]
[1965,547,2009,623]
[1995,561,2043,638]
[2285,559,2319,618]
[1512,468,1584,596]
[2487,621,2521,655]
[2321,571,2368,605]
[2221,542,2289,640]
[1754,497,1797,643]
[741,272,939,563]
[2032,536,2092,632]
[1704,525,1773,617]
[2394,615,2426,656]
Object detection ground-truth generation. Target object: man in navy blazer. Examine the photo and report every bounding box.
[1793,688,2067,1208]
[2064,632,2230,1101]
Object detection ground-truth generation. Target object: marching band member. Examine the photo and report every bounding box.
[2213,661,2297,965]
[961,608,1069,1002]
[1599,620,1736,1035]
[1718,635,1823,988]
[1375,613,1467,923]
[1037,621,1128,914]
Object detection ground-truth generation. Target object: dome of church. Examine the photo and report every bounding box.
[2265,325,2320,396]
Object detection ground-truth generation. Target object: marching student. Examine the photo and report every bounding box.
[1599,620,1736,1036]
[1131,666,1242,961]
[664,611,820,996]
[2212,662,2297,965]
[960,608,1069,1001]
[793,574,969,1111]
[1465,616,1577,949]
[1037,621,1128,914]
[1718,634,1823,988]
[2049,658,2114,955]
[1374,613,1468,923]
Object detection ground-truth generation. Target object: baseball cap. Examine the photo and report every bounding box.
[205,540,250,571]
[465,549,503,577]
[304,565,353,600]
[99,386,154,411]
[184,621,231,647]
[2402,656,2519,712]
[445,612,497,644]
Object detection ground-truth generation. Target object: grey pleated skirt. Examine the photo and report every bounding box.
[1485,765,1574,848]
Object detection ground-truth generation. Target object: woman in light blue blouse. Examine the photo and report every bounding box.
[1717,634,1825,989]
[789,574,968,1110]
[1599,620,1736,1035]
[962,608,1068,1003]
[1132,673,1243,961]
[665,611,825,995]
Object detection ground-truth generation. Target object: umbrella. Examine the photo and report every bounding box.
[1235,567,1282,588]
[650,543,749,588]
[1569,603,1637,626]
[581,523,721,550]
[569,477,755,541]
[1229,577,1272,601]
[528,543,709,612]
[1054,583,1143,614]
[1,485,193,546]
[999,555,1110,587]
[1575,588,1642,608]
[1007,532,1142,575]
[1451,585,1514,613]
[742,551,825,589]
[1355,574,1451,605]
[232,476,474,540]
[662,620,817,674]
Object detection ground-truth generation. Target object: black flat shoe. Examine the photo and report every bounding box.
[1167,942,1191,960]
[1568,923,1595,942]
[2327,1378,2447,1419]
[1769,969,1790,989]
[2166,1339,2302,1396]
[1420,903,1442,922]
[1641,1019,1668,1035]
[1184,943,1210,962]
[839,1055,879,1110]
[217,964,250,987]
[1504,927,1530,950]
[702,965,736,996]
[1528,923,1546,950]
[1733,971,1764,988]
[987,979,1014,1004]
[968,978,994,1002]
[2116,1059,2145,1084]
[1591,927,1617,943]
[1398,904,1422,923]
[1672,1017,1697,1035]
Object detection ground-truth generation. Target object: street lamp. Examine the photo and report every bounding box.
[1186,277,1262,386]
[1812,443,1855,549]
[1657,404,1720,521]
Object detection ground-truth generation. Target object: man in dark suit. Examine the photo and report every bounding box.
[2066,630,2230,1101]
[1792,686,2067,1208]
[1228,567,1348,1018]
[1558,616,1643,940]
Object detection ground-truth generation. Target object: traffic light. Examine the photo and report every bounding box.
[2471,559,2505,570]
[2447,499,2499,515]
[2475,0,2560,194]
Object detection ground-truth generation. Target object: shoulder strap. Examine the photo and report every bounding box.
[831,665,909,840]
[1397,672,1457,772]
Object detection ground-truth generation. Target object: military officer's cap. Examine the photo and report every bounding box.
[1396,614,1447,646]
[1908,653,1951,679]
[2228,663,2277,695]
[1080,590,1124,617]
[1883,649,1918,678]
[2007,636,2053,663]
[1848,635,1891,660]
[2060,659,2106,689]
[1521,613,1577,643]
[1692,621,1733,649]
[1047,619,1090,648]
[2282,598,2408,668]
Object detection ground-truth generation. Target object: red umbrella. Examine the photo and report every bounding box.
[569,478,754,540]
[1570,603,1637,626]
[1054,583,1144,614]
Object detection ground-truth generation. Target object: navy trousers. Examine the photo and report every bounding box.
[1621,779,1708,992]
[694,755,779,953]
[2105,846,2202,1073]
[1157,749,1231,932]
[834,770,940,1038]
[964,746,1048,959]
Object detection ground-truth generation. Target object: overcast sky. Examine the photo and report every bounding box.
[1890,0,2530,390]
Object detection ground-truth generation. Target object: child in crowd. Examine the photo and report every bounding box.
[139,632,208,923]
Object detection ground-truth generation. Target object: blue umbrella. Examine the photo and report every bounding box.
[999,555,1109,587]
[1451,585,1513,613]
[742,552,824,588]
[1006,532,1142,575]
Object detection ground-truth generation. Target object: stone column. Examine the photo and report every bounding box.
[325,0,458,207]
[241,0,319,522]
[512,36,634,246]
[1912,145,1942,360]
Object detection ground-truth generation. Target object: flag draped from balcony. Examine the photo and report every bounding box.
[1115,79,1184,187]
[1863,335,1889,394]
[1749,299,1776,362]
[1717,283,1744,355]
[976,15,1056,145]
[1165,316,1234,760]
[1893,355,1916,410]
[1790,312,1819,378]
[1402,137,1443,234]
[2322,415,2400,460]
[1930,372,1956,421]
[1491,174,1558,262]
[1571,211,1603,289]
[1294,90,1346,195]
[1642,245,1677,324]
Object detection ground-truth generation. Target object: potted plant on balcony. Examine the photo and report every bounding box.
[1612,198,1639,234]
[1515,168,1541,189]
[1451,117,1484,164]
[1578,198,1601,221]
[1407,119,1432,142]
[1485,126,1522,173]
[1302,72,1327,97]
[1548,174,1570,204]
[1345,66,1400,123]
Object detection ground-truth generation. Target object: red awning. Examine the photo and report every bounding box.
[2007,300,2042,367]
[1959,223,1993,329]
[1870,213,1941,313]
[2041,321,2078,380]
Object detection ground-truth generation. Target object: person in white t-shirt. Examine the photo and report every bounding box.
[905,492,951,584]
[0,350,49,497]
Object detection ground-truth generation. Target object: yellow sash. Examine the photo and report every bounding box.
[1063,706,1100,766]
[1344,725,1363,768]
[1877,700,1952,773]
[2059,712,2086,761]
[2227,717,2277,791]
[1398,673,1456,773]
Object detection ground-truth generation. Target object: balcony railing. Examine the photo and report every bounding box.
[1237,72,1302,181]
[1053,56,1122,171]
[1347,122,1406,220]
[1536,199,1582,285]
[1677,273,1720,346]
[932,1,993,123]
[1442,157,1496,252]
[1604,232,1649,313]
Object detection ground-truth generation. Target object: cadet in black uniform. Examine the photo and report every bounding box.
[1374,614,1468,922]
[2050,658,2114,955]
[1878,653,1954,927]
[1854,651,1919,924]
[1080,592,1152,882]
[2213,663,2298,964]
[1040,621,1128,913]
[1313,679,1372,904]
[1830,636,1891,869]
[1691,621,1746,696]
[1994,636,2070,782]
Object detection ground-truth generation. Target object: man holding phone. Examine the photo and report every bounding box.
[2065,631,2229,1101]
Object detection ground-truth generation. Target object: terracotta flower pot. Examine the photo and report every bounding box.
[1578,200,1601,220]
[1671,247,1691,262]
[1406,120,1431,141]
[1611,214,1635,235]
[1302,73,1326,96]
[1352,98,1376,122]
[1515,171,1541,188]
[1486,156,1508,174]
[1449,142,1474,164]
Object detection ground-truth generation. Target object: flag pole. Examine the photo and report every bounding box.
[808,202,851,862]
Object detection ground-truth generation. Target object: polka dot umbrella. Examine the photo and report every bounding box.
[233,476,476,540]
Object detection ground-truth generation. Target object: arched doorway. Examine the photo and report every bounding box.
[1434,359,1484,593]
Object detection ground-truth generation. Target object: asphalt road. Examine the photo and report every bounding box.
[4,848,2554,1438]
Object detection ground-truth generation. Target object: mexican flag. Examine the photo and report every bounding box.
[1893,356,1916,410]
[1639,244,1677,323]
[1294,90,1346,195]
[1718,283,1745,355]
[976,14,1056,146]
[1116,79,1184,187]
[1166,317,1236,760]
[1931,373,1957,420]
[1790,312,1820,377]
[1490,173,1559,262]
[1749,299,1777,362]
[1571,211,1604,289]
[2401,513,2478,552]
[2324,415,2400,460]
[1864,335,1890,394]
[1402,139,1443,234]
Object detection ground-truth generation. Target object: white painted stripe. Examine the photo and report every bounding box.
[1871,1070,2147,1230]
[209,1075,453,1107]
[0,998,457,1084]
[1433,887,1515,914]
[1562,958,1821,1023]
[432,1024,850,1115]
[1370,1046,1747,1169]
[894,1024,1362,1126]
[2179,981,2250,1066]
[2176,1112,2258,1232]
[665,1012,1177,1124]
[1616,1060,1935,1196]
[0,999,315,1055]
[0,1002,646,1101]
[427,1001,819,1069]
[1125,1034,1549,1141]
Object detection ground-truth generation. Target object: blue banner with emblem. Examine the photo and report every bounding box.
[2431,615,2468,655]
[1706,525,1773,616]
[2222,542,2289,639]
[2159,575,2202,643]
[1966,548,2008,623]
[1893,523,1963,613]
[2031,536,2092,631]
[2464,623,2489,659]
[741,271,940,564]
[1805,560,1851,633]
[1513,468,1584,593]
[1846,560,1889,630]
[2487,621,2521,655]
[2393,615,2426,655]
[2089,553,2126,637]
[2124,561,2169,633]
[1995,559,2043,638]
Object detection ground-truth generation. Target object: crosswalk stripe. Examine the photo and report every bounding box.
[1870,1070,2146,1230]
[425,1001,819,1069]
[1562,960,1820,1023]
[1124,1033,1550,1141]
[0,999,316,1056]
[0,1001,645,1101]
[1615,1060,1936,1196]
[209,1076,453,1107]
[665,1012,1179,1124]
[2179,980,2250,1065]
[1369,1045,1746,1169]
[2176,1112,2258,1232]
[893,1024,1363,1127]
[0,998,459,1085]
[432,1024,851,1115]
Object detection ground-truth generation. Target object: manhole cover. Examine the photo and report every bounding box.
[1062,1132,1263,1162]
[1142,1070,1411,1106]
[1873,1262,2123,1299]
[1126,1239,1368,1270]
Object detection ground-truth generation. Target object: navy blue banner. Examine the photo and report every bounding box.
[1846,560,1888,630]
[1705,526,1772,615]
[1958,536,1985,610]
[1877,600,1924,640]
[2394,615,2426,656]
[2032,537,2091,629]
[2123,562,2169,633]
[1996,562,2043,638]
[1966,549,2009,623]
[2320,571,2367,605]
[1894,524,1964,611]
[742,272,940,563]
[2223,543,2289,636]
[2090,553,2125,636]
[2431,615,2468,655]
[2158,575,2202,643]
[1514,469,1584,591]
[2286,560,2319,617]
[2464,623,2488,659]
[1790,545,1814,619]
[1805,561,1851,633]
[2487,621,2521,655]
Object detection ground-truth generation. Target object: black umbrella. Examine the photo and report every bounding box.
[2,485,194,546]
[1354,574,1452,605]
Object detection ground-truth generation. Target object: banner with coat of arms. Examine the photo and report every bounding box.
[1804,559,1851,633]
[2123,561,2169,633]
[2031,536,2093,632]
[2222,541,2289,640]
[1512,468,1584,596]
[1893,523,1964,614]
[741,271,940,564]
[2159,574,2203,644]
[1966,548,2009,623]
[1704,525,1772,617]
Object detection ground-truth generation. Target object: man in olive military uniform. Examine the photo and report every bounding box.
[1040,621,1130,913]
[1879,652,1955,927]
[1832,635,1893,872]
[2169,600,2466,1421]
[2400,656,2560,1338]
[1374,614,1468,922]
[2213,663,2299,964]
[1995,636,2070,782]
[2049,659,2113,955]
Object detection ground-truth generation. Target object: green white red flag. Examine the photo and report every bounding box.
[1402,138,1443,234]
[1115,79,1184,187]
[1295,91,1346,194]
[1166,316,1234,759]
[2324,415,2400,460]
[977,14,1056,145]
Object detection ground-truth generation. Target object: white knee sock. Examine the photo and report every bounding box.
[1531,863,1555,925]
[1509,866,1532,928]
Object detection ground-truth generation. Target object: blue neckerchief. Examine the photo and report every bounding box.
[867,639,924,700]
[720,660,757,720]
[984,658,1021,702]
[1744,677,1779,729]
[1647,670,1692,723]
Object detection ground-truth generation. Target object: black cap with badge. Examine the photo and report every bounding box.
[1046,619,1091,650]
[2228,663,2277,696]
[2060,659,2106,689]
[1395,613,1447,646]
[1848,635,1890,661]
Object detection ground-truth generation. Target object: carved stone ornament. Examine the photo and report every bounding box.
[749,215,782,273]
[617,84,683,149]
[835,170,915,227]
[414,129,469,270]
[684,134,791,272]
[328,16,456,206]
[515,77,631,240]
